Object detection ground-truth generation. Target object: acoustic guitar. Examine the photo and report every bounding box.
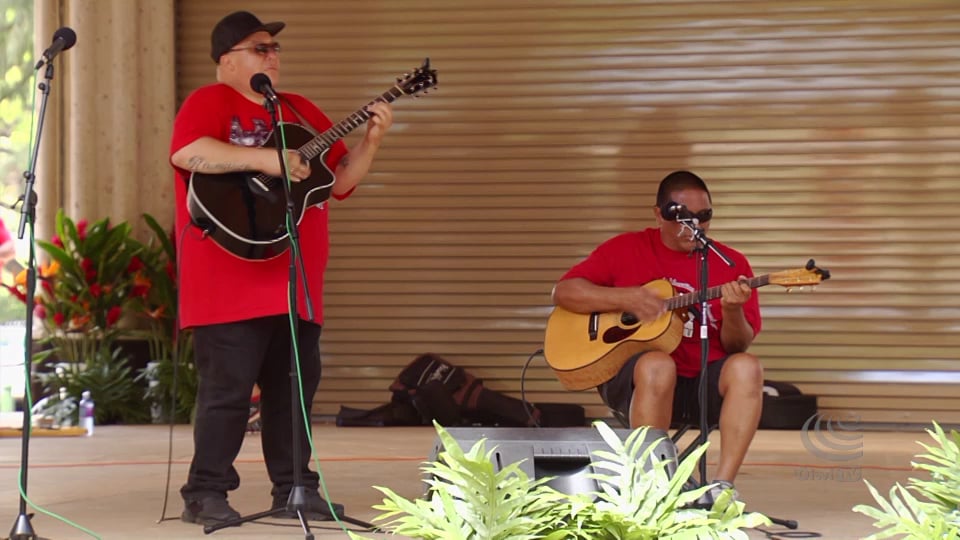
[544,259,830,391]
[186,59,438,261]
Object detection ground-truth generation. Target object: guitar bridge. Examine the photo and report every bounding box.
[588,313,599,341]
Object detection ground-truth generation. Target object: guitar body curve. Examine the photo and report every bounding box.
[186,122,334,261]
[544,279,683,391]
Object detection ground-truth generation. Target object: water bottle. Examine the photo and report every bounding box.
[79,391,95,436]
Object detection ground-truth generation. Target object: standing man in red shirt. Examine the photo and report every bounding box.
[170,11,393,526]
[552,170,764,507]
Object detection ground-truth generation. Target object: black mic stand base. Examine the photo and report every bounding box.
[201,485,376,536]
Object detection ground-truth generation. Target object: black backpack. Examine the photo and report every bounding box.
[337,353,584,428]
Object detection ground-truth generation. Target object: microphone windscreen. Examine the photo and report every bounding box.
[53,27,77,50]
[250,73,272,94]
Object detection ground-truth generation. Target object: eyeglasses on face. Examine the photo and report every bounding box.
[229,42,281,56]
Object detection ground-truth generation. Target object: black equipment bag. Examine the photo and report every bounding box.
[759,379,818,429]
[337,353,585,428]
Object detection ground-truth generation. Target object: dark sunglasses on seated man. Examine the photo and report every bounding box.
[661,201,713,223]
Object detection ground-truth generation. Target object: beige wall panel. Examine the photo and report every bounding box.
[175,0,960,425]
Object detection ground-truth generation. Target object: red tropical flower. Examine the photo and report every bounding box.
[106,306,122,327]
[3,284,26,302]
[127,256,144,273]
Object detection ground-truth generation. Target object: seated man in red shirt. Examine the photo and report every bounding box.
[551,170,764,506]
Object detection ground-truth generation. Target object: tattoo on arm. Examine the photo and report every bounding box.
[339,154,350,168]
[187,156,250,172]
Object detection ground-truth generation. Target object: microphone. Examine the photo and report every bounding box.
[250,73,279,102]
[35,27,77,69]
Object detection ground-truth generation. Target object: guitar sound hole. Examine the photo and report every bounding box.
[621,313,639,325]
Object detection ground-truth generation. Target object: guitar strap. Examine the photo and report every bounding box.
[278,96,319,136]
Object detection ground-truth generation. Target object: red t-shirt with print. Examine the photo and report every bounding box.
[170,83,348,329]
[560,227,762,377]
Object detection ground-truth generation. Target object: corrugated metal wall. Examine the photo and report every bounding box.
[175,1,960,425]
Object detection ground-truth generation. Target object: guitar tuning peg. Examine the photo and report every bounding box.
[785,287,794,293]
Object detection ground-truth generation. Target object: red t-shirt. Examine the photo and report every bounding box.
[560,227,762,377]
[171,83,348,328]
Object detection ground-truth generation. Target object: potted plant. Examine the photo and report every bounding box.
[6,209,149,424]
[349,421,768,539]
[131,213,197,423]
[854,422,960,539]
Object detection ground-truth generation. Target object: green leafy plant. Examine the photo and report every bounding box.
[350,421,768,540]
[32,208,144,343]
[130,213,196,423]
[34,347,149,425]
[854,422,960,539]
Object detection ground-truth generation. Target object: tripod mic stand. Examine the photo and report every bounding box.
[203,88,373,538]
[6,59,58,540]
[674,217,797,530]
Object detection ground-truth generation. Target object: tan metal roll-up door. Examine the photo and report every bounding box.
[175,1,960,425]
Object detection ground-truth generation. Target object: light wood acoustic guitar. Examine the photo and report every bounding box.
[544,259,830,391]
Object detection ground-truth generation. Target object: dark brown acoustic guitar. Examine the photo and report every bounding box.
[187,59,438,260]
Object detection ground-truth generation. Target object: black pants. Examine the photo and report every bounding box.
[598,354,727,429]
[180,315,323,501]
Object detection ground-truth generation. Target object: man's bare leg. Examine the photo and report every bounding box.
[629,351,677,430]
[715,352,764,482]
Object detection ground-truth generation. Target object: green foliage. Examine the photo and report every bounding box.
[853,422,960,539]
[136,330,196,424]
[0,0,34,182]
[129,213,196,423]
[350,421,768,540]
[35,346,149,425]
[33,208,143,337]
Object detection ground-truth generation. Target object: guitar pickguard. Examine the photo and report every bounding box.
[602,322,642,344]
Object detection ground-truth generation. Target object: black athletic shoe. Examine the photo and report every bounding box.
[181,494,241,526]
[271,490,344,521]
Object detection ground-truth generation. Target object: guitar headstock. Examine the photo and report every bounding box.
[769,259,832,290]
[396,58,438,97]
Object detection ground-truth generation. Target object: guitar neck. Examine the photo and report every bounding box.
[298,85,407,161]
[665,274,770,311]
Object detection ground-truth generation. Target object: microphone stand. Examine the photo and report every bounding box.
[676,216,733,487]
[204,94,373,538]
[6,61,56,540]
[675,217,798,530]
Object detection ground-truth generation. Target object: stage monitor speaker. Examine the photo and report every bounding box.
[429,425,676,497]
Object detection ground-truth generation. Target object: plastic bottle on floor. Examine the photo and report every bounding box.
[79,391,95,436]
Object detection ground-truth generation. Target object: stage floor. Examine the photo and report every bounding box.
[0,423,929,539]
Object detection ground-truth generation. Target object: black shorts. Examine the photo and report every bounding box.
[597,354,727,428]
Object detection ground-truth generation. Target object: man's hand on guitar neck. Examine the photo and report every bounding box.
[720,276,752,311]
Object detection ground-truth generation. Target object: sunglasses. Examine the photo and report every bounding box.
[229,42,281,56]
[662,201,713,223]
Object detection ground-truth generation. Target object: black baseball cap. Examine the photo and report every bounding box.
[210,11,285,63]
